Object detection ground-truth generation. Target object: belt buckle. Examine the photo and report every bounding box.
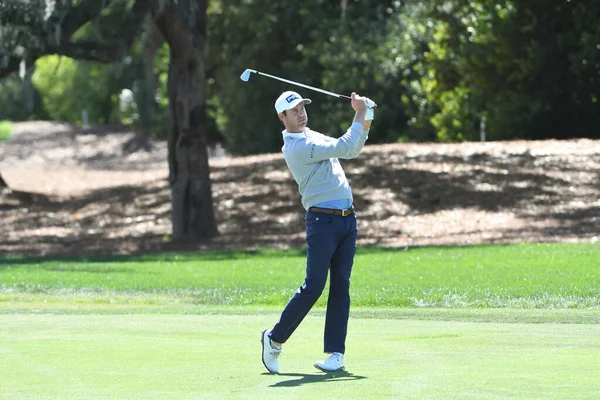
[341,209,349,217]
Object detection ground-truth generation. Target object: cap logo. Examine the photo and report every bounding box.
[285,94,299,103]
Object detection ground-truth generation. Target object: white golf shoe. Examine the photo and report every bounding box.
[261,329,281,373]
[314,352,345,372]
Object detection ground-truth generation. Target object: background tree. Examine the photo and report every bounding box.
[154,0,217,239]
[2,0,600,239]
[408,0,600,141]
[4,0,599,151]
[130,15,164,150]
[0,0,217,240]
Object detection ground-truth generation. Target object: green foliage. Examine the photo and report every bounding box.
[2,0,600,152]
[0,120,13,141]
[30,47,167,133]
[32,55,121,124]
[0,75,48,121]
[410,0,600,142]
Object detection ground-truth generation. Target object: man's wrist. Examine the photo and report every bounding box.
[353,109,367,124]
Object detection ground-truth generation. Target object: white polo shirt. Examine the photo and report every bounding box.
[281,122,369,210]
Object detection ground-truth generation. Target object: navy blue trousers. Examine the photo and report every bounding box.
[270,211,358,354]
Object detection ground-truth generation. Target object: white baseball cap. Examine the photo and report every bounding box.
[274,91,312,114]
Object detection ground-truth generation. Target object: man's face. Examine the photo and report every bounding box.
[280,103,308,133]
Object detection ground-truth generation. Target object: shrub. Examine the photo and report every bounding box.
[0,121,13,141]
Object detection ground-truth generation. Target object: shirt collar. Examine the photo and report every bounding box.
[282,129,309,139]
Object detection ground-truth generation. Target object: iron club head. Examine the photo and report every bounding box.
[240,69,253,82]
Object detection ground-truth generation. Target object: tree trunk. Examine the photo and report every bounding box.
[139,16,162,136]
[156,1,218,240]
[0,172,8,193]
[22,56,36,115]
[124,16,164,152]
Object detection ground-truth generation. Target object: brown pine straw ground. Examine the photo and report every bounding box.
[1,121,599,256]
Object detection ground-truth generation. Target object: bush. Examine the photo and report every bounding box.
[32,55,122,125]
[0,121,13,141]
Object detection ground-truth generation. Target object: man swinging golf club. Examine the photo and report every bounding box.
[261,89,375,373]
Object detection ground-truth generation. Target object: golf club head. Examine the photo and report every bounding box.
[240,69,254,82]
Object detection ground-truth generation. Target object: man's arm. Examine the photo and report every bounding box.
[288,124,366,163]
[351,92,368,127]
[286,93,373,163]
[357,95,376,131]
[345,93,372,158]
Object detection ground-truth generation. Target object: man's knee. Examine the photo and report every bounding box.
[299,278,326,299]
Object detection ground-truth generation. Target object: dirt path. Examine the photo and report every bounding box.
[1,121,599,256]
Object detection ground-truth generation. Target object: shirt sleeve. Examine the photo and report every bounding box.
[292,122,368,163]
[346,125,370,159]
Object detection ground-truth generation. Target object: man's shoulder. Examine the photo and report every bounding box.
[283,132,308,148]
[306,129,335,143]
[282,136,302,157]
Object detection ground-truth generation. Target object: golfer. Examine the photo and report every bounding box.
[261,90,374,373]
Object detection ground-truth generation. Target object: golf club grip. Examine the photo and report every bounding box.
[341,94,377,108]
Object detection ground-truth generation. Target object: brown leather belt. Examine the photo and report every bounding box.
[308,206,355,216]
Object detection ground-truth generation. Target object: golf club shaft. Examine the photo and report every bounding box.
[251,70,352,101]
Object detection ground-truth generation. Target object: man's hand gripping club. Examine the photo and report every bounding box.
[351,92,376,130]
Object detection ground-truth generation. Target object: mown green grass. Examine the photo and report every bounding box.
[1,243,599,398]
[0,120,12,141]
[1,313,599,399]
[1,243,598,309]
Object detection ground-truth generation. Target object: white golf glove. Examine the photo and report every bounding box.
[365,98,376,121]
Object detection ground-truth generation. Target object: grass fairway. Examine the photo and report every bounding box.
[1,243,599,308]
[1,243,599,398]
[1,312,599,399]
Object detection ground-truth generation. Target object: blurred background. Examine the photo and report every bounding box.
[2,0,598,156]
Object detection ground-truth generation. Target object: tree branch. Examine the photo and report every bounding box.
[52,0,152,62]
[1,0,151,75]
[155,0,207,54]
[52,40,127,62]
[120,0,153,48]
[61,0,116,39]
[155,2,194,53]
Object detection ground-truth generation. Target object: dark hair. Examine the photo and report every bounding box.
[279,110,287,126]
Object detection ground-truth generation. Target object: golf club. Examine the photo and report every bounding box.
[240,69,376,108]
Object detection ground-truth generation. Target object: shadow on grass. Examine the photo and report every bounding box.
[267,370,367,387]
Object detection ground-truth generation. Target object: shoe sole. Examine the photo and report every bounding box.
[261,329,277,374]
[314,363,345,373]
